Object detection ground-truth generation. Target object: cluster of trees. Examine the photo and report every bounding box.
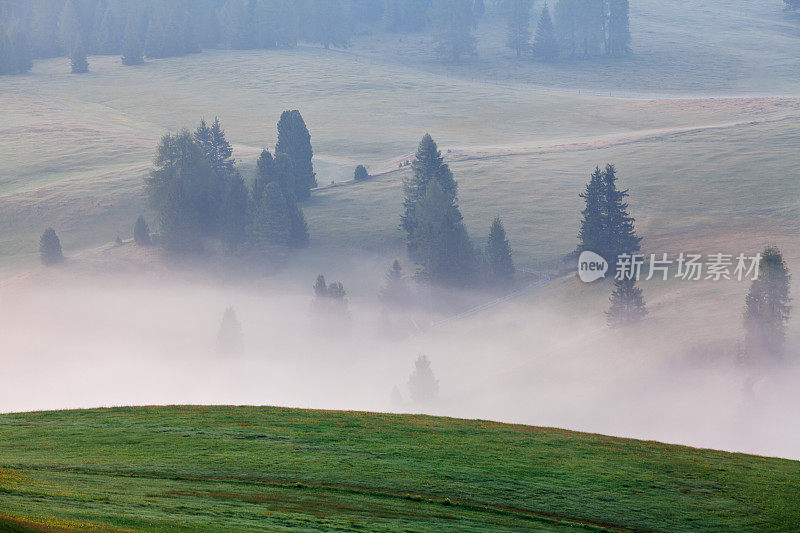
[145,111,312,256]
[401,133,516,289]
[507,0,630,61]
[576,164,646,327]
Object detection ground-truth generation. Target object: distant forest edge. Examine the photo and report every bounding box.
[0,0,636,75]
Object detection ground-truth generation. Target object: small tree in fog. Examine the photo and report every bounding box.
[505,0,533,59]
[532,2,558,60]
[486,217,515,287]
[70,36,88,73]
[354,164,369,181]
[314,274,328,298]
[606,278,647,327]
[408,354,438,403]
[39,228,64,266]
[133,215,151,246]
[216,307,244,355]
[379,260,412,308]
[312,274,351,333]
[744,246,792,359]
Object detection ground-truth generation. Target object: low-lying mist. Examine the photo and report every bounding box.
[1,265,797,461]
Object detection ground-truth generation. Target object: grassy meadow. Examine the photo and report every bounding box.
[0,406,797,532]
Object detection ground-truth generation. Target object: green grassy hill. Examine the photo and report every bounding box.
[0,406,797,532]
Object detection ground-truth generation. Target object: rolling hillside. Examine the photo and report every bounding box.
[0,406,797,532]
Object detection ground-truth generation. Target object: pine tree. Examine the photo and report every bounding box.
[354,164,369,181]
[216,307,244,355]
[607,0,630,56]
[253,149,276,203]
[486,217,515,287]
[602,164,640,267]
[285,194,310,248]
[70,36,88,73]
[505,0,533,59]
[275,110,316,200]
[253,148,308,248]
[577,166,605,255]
[121,19,144,66]
[408,353,438,402]
[133,215,151,245]
[95,6,119,55]
[532,2,558,60]
[744,246,792,358]
[247,182,290,254]
[220,174,248,253]
[39,227,64,265]
[314,274,328,298]
[431,0,477,62]
[606,277,647,327]
[401,133,457,253]
[409,180,476,286]
[57,0,81,54]
[380,260,412,308]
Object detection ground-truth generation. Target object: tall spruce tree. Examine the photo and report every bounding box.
[380,260,412,308]
[430,0,477,62]
[121,19,144,65]
[401,133,457,255]
[577,166,605,255]
[532,2,558,60]
[505,0,533,59]
[744,246,792,359]
[39,227,64,265]
[409,180,475,286]
[606,277,647,327]
[606,0,631,56]
[247,181,290,254]
[133,215,151,245]
[216,307,244,355]
[275,110,316,200]
[70,36,88,73]
[486,217,515,287]
[408,354,438,402]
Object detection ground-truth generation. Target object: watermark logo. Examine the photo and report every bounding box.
[578,251,608,282]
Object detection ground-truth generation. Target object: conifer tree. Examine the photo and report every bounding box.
[486,217,515,287]
[532,2,558,60]
[285,194,310,248]
[606,277,647,327]
[70,36,88,73]
[39,227,64,266]
[253,149,276,203]
[431,0,477,62]
[253,148,308,248]
[220,174,249,253]
[133,215,151,246]
[57,0,81,54]
[216,307,244,355]
[505,0,533,59]
[401,133,457,249]
[607,0,631,56]
[121,19,144,66]
[275,110,316,200]
[380,260,412,308]
[354,164,369,181]
[744,246,792,358]
[409,180,476,286]
[577,166,605,255]
[601,164,640,266]
[408,353,438,402]
[247,182,290,254]
[314,274,328,298]
[95,6,119,55]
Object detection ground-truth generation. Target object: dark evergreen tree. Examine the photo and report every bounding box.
[606,277,647,327]
[606,0,630,56]
[401,133,457,254]
[275,110,316,200]
[380,260,412,308]
[194,117,237,234]
[577,166,605,255]
[253,148,308,248]
[486,217,515,287]
[145,130,215,253]
[216,307,244,355]
[532,2,558,60]
[354,164,369,181]
[409,180,475,286]
[505,0,533,59]
[247,181,290,254]
[39,227,64,266]
[133,215,151,246]
[314,274,328,298]
[408,353,438,402]
[220,174,248,253]
[744,246,792,359]
[70,36,88,73]
[285,194,310,248]
[430,0,476,62]
[121,19,144,66]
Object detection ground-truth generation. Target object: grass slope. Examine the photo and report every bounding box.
[0,406,797,532]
